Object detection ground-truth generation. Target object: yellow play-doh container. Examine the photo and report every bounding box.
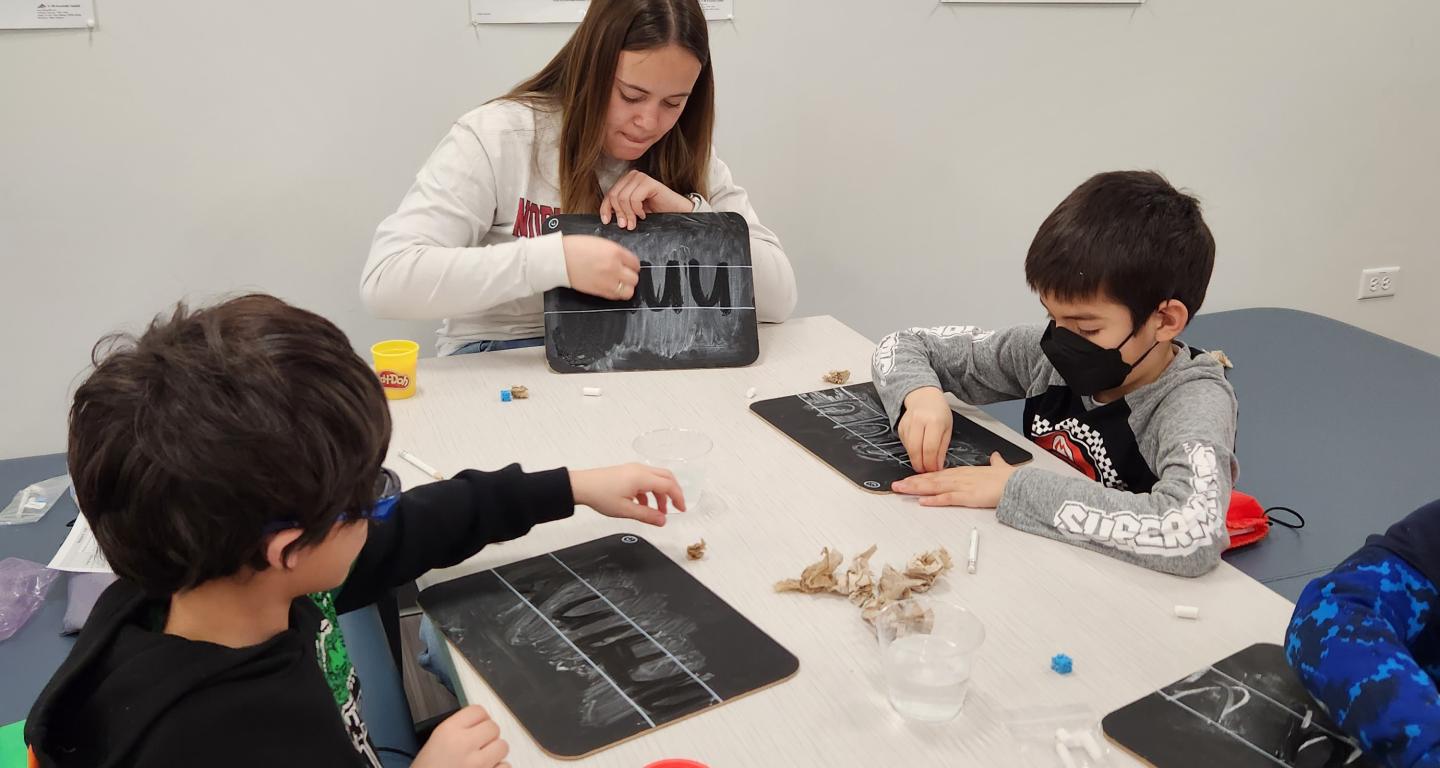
[371,340,419,400]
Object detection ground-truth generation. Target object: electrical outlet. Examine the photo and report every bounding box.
[1358,267,1400,300]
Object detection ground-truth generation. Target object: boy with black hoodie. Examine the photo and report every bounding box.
[25,294,684,767]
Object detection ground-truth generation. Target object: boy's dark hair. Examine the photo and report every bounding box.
[1025,171,1216,328]
[68,294,392,596]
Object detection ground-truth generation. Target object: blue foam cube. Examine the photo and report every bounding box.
[1051,653,1073,675]
[500,390,512,402]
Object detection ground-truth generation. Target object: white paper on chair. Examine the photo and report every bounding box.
[473,0,732,24]
[48,511,113,573]
[1,0,95,29]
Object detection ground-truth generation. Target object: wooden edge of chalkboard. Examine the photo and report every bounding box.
[747,392,894,495]
[448,640,802,762]
[1099,727,1158,768]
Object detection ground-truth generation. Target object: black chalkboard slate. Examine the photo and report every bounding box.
[541,212,759,373]
[417,534,799,759]
[750,383,1033,492]
[1103,643,1374,768]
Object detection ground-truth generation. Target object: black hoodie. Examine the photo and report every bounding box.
[26,465,574,767]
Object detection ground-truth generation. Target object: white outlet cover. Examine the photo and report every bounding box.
[1358,267,1400,300]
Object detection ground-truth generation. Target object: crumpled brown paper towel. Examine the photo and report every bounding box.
[776,545,953,624]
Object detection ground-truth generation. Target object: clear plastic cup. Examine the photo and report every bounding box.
[632,428,712,511]
[876,597,985,722]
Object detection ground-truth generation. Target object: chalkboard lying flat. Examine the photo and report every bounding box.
[542,212,759,373]
[750,382,1033,492]
[417,534,799,760]
[1103,643,1374,768]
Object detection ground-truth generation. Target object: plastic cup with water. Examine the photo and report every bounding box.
[632,429,712,511]
[876,597,985,722]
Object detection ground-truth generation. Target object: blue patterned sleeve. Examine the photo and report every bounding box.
[1286,548,1440,768]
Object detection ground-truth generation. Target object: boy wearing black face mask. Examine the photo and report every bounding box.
[871,171,1235,577]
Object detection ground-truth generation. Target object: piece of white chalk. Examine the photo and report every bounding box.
[1174,604,1201,620]
[745,387,757,399]
[1079,731,1105,762]
[582,387,603,397]
[1054,740,1079,768]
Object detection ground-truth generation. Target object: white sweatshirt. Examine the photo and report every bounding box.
[363,99,798,354]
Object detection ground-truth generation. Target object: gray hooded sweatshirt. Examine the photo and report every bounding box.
[872,323,1238,577]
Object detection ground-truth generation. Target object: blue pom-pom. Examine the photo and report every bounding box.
[500,390,512,402]
[1051,653,1073,675]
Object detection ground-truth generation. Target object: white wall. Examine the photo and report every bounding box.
[2,0,1437,459]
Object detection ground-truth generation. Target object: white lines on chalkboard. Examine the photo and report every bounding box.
[1207,666,1349,742]
[1157,686,1289,767]
[809,387,912,469]
[637,264,753,269]
[548,554,724,705]
[491,569,658,728]
[543,306,756,315]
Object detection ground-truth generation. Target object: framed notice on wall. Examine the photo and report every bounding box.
[1,0,95,29]
[473,0,733,24]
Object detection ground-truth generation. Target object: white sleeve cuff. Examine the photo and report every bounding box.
[525,232,571,292]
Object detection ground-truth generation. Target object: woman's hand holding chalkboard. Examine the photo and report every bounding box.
[563,235,642,300]
[898,387,954,473]
[600,170,693,230]
[413,705,511,768]
[571,463,686,526]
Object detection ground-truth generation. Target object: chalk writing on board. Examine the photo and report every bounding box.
[1104,644,1374,768]
[495,554,721,728]
[418,535,799,758]
[1158,666,1364,765]
[797,385,990,467]
[544,213,759,373]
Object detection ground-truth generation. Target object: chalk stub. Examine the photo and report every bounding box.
[1174,604,1201,620]
[1053,740,1078,768]
[745,387,757,399]
[582,387,603,397]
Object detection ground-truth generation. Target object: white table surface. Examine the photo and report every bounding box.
[389,315,1296,767]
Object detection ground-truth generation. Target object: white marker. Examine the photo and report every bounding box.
[583,387,603,397]
[745,387,757,399]
[1174,604,1201,620]
[398,450,444,481]
[967,528,979,574]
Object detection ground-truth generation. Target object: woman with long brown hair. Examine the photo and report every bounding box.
[363,0,797,355]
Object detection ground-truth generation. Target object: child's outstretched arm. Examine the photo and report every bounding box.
[996,378,1236,577]
[896,377,1236,577]
[1287,548,1440,768]
[872,324,1047,472]
[336,463,681,613]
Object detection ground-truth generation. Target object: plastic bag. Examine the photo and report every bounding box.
[0,558,61,642]
[1000,704,1113,768]
[0,474,71,526]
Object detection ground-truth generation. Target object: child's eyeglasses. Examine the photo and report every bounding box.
[262,468,401,534]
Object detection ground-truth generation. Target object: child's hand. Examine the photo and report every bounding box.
[571,463,686,526]
[413,705,511,768]
[892,452,1017,509]
[898,387,953,473]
